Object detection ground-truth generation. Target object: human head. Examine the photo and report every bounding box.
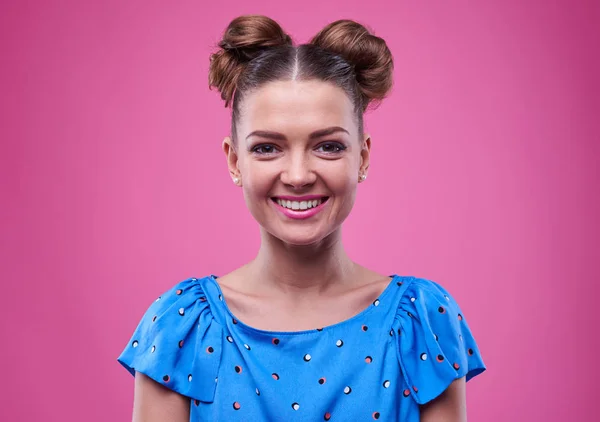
[208,15,394,246]
[209,15,393,141]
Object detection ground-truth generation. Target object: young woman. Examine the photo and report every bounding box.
[118,15,486,422]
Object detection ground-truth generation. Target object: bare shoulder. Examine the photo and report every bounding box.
[133,372,190,422]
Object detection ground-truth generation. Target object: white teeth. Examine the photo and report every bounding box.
[276,198,325,210]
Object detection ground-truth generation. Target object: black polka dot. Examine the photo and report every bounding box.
[397,281,403,286]
[194,399,199,406]
[362,325,368,332]
[438,306,446,314]
[207,346,214,354]
[436,354,445,362]
[468,348,474,356]
[319,377,326,384]
[316,328,323,331]
[272,338,280,345]
[152,315,157,322]
[162,375,170,382]
[235,365,242,373]
[373,412,380,419]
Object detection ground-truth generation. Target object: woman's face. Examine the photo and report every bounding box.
[224,80,370,246]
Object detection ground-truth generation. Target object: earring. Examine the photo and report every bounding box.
[233,177,239,185]
[359,174,367,182]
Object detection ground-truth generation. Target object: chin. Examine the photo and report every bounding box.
[265,225,339,247]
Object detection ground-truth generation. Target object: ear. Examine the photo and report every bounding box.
[222,136,241,185]
[359,133,371,176]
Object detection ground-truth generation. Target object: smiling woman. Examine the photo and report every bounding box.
[117,14,486,422]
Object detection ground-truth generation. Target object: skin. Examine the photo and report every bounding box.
[132,79,467,421]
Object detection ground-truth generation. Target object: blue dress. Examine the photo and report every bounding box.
[118,275,486,421]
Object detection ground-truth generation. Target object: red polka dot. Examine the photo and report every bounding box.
[178,340,184,348]
[412,386,418,392]
[453,363,460,370]
[272,373,279,380]
[324,412,331,420]
[233,402,241,410]
[176,289,182,295]
[403,389,410,397]
[365,356,373,364]
[458,314,463,321]
[200,296,207,302]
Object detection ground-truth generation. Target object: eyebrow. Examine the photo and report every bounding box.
[245,126,350,141]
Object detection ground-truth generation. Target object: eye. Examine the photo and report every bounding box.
[251,144,279,155]
[315,142,346,154]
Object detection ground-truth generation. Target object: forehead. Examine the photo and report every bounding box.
[238,80,356,139]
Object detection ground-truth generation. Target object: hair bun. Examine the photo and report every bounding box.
[310,20,394,110]
[209,15,293,106]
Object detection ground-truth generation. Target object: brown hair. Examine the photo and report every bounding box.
[208,15,394,140]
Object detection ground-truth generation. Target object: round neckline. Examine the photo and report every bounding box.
[206,274,402,336]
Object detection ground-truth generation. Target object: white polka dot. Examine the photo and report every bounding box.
[420,353,428,361]
[292,403,300,410]
[373,299,380,306]
[336,340,343,347]
[344,386,352,394]
[219,294,223,301]
[410,297,416,302]
[155,296,161,302]
[244,344,251,350]
[304,354,311,361]
[256,388,260,395]
[132,340,138,348]
[188,374,192,382]
[444,295,450,301]
[151,345,156,353]
[178,308,185,316]
[215,377,218,383]
[383,380,391,388]
[227,336,233,343]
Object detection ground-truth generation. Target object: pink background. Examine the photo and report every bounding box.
[1,0,598,420]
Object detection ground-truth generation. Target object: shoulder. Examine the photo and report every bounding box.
[392,276,486,405]
[117,276,222,402]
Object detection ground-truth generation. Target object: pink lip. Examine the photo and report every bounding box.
[271,197,329,220]
[273,195,327,201]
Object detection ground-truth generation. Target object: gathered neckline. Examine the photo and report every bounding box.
[205,274,404,336]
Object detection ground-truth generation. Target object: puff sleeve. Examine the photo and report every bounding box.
[117,277,222,403]
[394,278,486,405]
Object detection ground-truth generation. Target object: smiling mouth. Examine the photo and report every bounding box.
[271,197,329,211]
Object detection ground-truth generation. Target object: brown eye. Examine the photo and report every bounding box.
[252,144,277,154]
[316,142,345,153]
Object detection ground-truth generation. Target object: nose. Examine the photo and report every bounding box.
[280,151,317,189]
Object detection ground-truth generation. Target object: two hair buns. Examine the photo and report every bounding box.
[209,15,393,110]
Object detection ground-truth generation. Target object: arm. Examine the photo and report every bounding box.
[132,372,190,422]
[420,377,467,422]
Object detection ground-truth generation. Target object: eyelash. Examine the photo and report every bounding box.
[250,142,347,155]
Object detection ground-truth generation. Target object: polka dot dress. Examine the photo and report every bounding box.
[118,275,486,421]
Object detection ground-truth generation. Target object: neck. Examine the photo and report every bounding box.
[247,228,358,294]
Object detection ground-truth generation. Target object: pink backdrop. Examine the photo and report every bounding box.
[1,0,598,420]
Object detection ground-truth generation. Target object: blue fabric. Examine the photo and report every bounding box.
[118,275,485,421]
